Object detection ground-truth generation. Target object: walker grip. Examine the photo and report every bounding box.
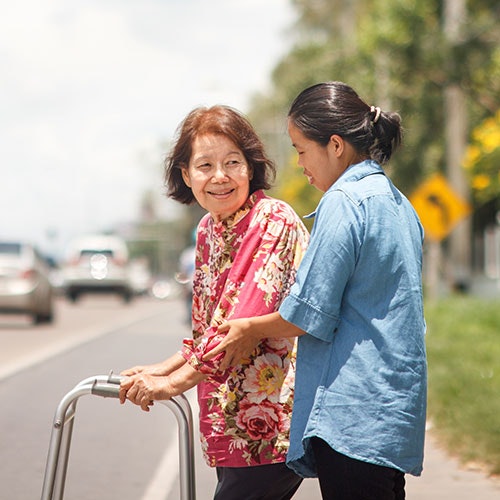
[91,380,121,398]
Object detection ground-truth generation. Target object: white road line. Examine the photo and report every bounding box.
[141,438,179,500]
[142,390,199,500]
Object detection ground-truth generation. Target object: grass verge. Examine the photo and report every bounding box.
[425,295,500,475]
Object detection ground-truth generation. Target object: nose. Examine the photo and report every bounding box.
[211,164,228,182]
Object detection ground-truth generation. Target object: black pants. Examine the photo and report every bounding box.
[214,462,303,500]
[311,438,406,500]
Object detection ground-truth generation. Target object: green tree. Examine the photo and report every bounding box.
[249,0,500,217]
[463,109,500,204]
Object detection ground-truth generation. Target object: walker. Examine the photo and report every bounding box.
[40,372,196,500]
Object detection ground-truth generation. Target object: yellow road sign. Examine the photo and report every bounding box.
[410,174,472,241]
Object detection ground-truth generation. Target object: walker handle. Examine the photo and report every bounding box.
[90,371,123,398]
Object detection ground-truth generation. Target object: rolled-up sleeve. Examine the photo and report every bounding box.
[280,293,338,343]
[181,326,227,377]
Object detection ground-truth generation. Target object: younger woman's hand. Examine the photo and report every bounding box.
[203,318,258,371]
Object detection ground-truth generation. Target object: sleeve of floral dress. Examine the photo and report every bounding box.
[181,201,308,377]
[181,326,227,376]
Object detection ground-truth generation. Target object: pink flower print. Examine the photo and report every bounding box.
[242,353,286,403]
[255,254,283,291]
[235,399,285,442]
[191,293,205,327]
[264,337,295,358]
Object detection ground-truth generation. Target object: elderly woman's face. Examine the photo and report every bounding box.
[181,133,252,222]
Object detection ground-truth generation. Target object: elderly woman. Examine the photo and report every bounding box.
[119,105,309,500]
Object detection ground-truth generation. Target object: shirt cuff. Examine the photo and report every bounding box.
[181,328,227,376]
[279,293,338,343]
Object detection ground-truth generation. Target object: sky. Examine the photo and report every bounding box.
[1,0,296,257]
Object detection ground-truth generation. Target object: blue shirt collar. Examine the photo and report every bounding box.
[304,160,384,219]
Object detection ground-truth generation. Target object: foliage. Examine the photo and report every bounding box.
[248,0,500,217]
[462,109,500,204]
[425,295,500,474]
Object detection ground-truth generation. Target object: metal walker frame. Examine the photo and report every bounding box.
[40,372,196,500]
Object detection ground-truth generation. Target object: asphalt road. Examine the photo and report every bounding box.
[1,295,499,499]
[1,296,182,499]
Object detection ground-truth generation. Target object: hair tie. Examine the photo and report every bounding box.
[370,105,381,124]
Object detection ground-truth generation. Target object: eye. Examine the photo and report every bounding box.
[195,162,211,170]
[226,159,241,168]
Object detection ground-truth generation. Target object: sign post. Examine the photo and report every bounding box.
[410,174,472,298]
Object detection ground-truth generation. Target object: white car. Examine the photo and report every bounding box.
[62,235,133,303]
[0,241,55,324]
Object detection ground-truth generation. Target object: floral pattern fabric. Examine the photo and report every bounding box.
[181,190,309,467]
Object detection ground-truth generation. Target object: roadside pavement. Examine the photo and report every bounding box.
[287,425,500,499]
[404,426,500,500]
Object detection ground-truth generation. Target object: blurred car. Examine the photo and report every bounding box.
[61,234,133,303]
[0,241,55,324]
[128,257,152,296]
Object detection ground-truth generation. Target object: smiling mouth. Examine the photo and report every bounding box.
[207,188,234,197]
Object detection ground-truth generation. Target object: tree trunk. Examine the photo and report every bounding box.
[444,0,471,292]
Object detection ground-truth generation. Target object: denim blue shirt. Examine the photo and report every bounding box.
[280,160,427,477]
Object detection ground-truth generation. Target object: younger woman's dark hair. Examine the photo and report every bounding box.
[288,81,402,164]
[164,105,276,204]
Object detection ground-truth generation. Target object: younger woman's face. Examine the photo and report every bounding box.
[287,120,347,192]
[181,133,252,222]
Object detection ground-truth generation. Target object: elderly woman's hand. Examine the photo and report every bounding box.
[121,362,167,377]
[121,353,186,378]
[119,374,175,412]
[120,365,148,377]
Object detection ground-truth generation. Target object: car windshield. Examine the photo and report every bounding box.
[80,250,114,258]
[0,243,22,255]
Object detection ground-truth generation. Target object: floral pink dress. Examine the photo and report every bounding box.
[181,190,309,468]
